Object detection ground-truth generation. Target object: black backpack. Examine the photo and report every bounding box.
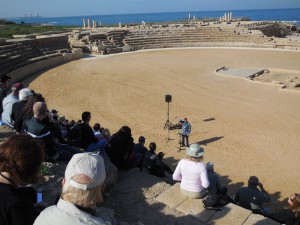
[203,194,228,210]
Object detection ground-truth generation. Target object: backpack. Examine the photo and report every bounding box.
[203,194,228,210]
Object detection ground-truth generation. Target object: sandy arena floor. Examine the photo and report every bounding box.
[27,48,300,209]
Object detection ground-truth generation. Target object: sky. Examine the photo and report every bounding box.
[1,0,300,18]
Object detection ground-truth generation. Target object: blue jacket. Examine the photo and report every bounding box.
[182,122,191,135]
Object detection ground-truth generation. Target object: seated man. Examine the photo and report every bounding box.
[11,88,33,133]
[206,162,233,205]
[206,162,227,195]
[234,176,271,214]
[1,83,23,127]
[23,102,80,162]
[34,152,110,225]
[93,123,104,140]
[133,136,148,169]
[69,112,106,155]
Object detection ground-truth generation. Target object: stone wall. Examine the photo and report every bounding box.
[8,48,83,83]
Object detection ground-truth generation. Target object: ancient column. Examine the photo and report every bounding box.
[99,21,102,27]
[88,19,91,28]
[83,18,86,28]
[230,12,232,20]
[224,13,227,21]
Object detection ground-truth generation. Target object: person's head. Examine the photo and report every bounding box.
[11,83,23,96]
[70,120,76,126]
[33,102,48,120]
[0,134,45,185]
[82,111,91,123]
[51,109,58,121]
[158,152,164,159]
[117,126,131,136]
[19,88,33,101]
[0,75,11,88]
[184,117,188,122]
[288,193,300,215]
[149,142,157,152]
[61,153,106,208]
[23,93,45,118]
[138,136,145,144]
[93,123,101,131]
[102,128,111,138]
[248,176,259,187]
[206,162,214,173]
[186,143,204,162]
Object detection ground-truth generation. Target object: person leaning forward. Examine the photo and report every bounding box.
[234,176,271,214]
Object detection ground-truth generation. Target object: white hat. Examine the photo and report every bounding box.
[65,153,106,190]
[186,143,204,157]
[19,88,33,101]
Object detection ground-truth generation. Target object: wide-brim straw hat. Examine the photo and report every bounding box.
[186,143,204,157]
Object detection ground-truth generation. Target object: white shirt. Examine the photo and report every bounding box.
[173,159,210,193]
[34,198,111,225]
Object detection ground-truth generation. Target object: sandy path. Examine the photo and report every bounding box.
[27,48,300,209]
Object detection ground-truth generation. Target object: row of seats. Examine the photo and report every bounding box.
[0,36,72,77]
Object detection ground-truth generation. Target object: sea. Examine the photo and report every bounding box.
[6,8,300,27]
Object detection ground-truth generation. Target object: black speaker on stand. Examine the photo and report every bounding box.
[164,94,174,142]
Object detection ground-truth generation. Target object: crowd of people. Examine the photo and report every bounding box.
[172,143,300,224]
[0,74,299,225]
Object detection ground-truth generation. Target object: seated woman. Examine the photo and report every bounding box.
[271,193,300,225]
[173,143,209,199]
[0,134,45,225]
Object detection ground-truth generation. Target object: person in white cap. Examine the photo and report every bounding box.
[173,143,209,199]
[34,153,110,225]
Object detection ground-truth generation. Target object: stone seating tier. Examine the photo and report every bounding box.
[0,36,72,77]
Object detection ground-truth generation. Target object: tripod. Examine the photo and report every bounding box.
[164,101,174,141]
[176,132,183,152]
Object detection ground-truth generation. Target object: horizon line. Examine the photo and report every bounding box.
[4,7,300,19]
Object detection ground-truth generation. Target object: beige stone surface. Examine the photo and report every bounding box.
[208,203,252,225]
[26,48,300,210]
[176,197,216,222]
[155,183,188,208]
[244,214,281,225]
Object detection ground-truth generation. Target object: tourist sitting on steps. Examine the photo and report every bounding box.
[270,193,300,225]
[93,123,104,140]
[11,88,33,133]
[134,136,148,170]
[0,134,45,225]
[173,143,209,199]
[0,75,11,117]
[205,162,233,206]
[234,176,271,215]
[106,126,135,170]
[23,102,81,162]
[34,152,110,225]
[1,83,23,127]
[143,142,172,177]
[69,112,107,155]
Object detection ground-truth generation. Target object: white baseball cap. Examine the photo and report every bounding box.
[65,153,106,190]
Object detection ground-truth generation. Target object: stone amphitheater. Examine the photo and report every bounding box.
[1,20,300,225]
[1,21,300,83]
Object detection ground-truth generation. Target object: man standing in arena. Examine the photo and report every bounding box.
[180,117,191,147]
